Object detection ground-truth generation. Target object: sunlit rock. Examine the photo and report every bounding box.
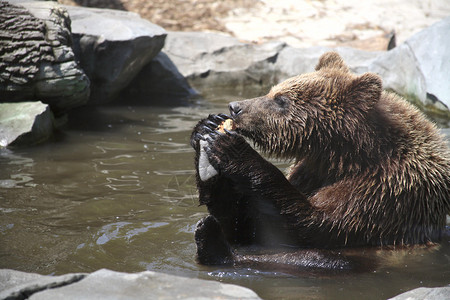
[163,31,285,98]
[0,102,55,148]
[0,269,85,299]
[64,5,167,105]
[162,20,450,124]
[0,1,90,114]
[405,16,450,110]
[0,269,262,300]
[389,285,450,300]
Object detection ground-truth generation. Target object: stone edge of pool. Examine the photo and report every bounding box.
[0,268,261,299]
[1,268,449,300]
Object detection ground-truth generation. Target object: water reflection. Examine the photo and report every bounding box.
[0,149,35,188]
[94,221,169,245]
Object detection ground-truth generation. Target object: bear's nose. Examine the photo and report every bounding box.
[229,102,242,117]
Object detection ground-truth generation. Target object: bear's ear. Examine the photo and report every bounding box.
[315,52,349,72]
[347,73,382,110]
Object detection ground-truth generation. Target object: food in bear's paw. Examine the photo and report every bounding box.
[217,119,235,133]
[198,119,235,182]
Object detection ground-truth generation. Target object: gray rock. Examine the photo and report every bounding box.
[273,46,329,82]
[0,269,261,300]
[406,16,450,109]
[0,269,43,293]
[1,1,90,114]
[65,5,167,105]
[163,32,386,100]
[389,285,450,300]
[0,269,85,300]
[164,32,285,98]
[120,52,199,105]
[368,44,427,104]
[273,46,382,82]
[0,102,55,147]
[164,28,449,123]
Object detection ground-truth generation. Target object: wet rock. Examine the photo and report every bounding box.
[64,5,167,105]
[389,285,450,300]
[120,52,199,105]
[163,31,285,98]
[1,1,90,114]
[0,269,262,300]
[0,102,55,148]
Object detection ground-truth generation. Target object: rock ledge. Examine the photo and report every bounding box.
[0,269,262,300]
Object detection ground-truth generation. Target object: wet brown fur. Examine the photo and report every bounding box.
[231,52,450,247]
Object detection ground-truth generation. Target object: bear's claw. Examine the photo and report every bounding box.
[191,114,232,148]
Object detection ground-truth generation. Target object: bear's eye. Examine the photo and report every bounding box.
[274,95,289,107]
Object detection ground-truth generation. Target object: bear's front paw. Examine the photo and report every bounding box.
[203,129,251,176]
[190,114,230,149]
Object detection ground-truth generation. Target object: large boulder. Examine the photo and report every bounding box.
[0,1,90,114]
[273,46,382,81]
[163,31,285,98]
[0,101,55,148]
[367,45,427,104]
[64,5,167,105]
[0,269,261,300]
[405,16,450,109]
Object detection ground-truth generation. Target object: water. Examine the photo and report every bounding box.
[0,97,449,299]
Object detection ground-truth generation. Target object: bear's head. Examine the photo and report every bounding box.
[229,52,383,159]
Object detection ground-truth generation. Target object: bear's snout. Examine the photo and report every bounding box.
[229,102,242,118]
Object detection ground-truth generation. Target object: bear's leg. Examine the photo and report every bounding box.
[194,215,234,265]
[192,115,314,247]
[191,115,258,246]
[195,215,369,272]
[231,249,362,273]
[196,175,258,245]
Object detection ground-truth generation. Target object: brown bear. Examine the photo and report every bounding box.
[190,52,450,269]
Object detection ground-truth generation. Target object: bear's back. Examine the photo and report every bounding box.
[303,91,450,246]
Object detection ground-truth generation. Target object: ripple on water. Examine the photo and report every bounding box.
[140,139,192,154]
[94,221,169,246]
[0,150,36,188]
[0,174,36,188]
[105,176,143,192]
[91,146,147,192]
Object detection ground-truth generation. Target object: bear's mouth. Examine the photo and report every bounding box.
[230,115,261,139]
[229,121,263,149]
[229,115,280,156]
[229,117,245,136]
[229,115,256,137]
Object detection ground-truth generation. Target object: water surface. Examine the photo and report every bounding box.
[0,98,449,299]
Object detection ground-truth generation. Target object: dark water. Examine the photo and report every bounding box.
[0,96,449,299]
